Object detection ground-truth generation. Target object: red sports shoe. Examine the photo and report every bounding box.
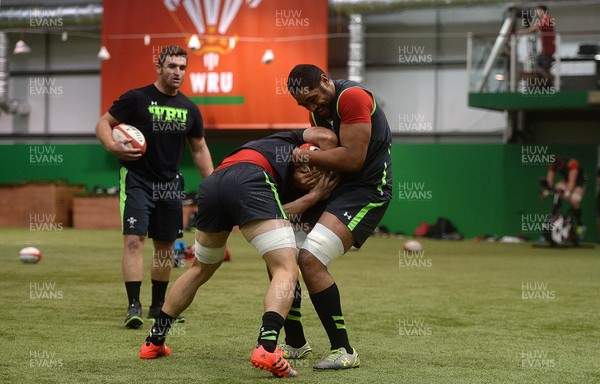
[251,345,298,378]
[140,341,171,359]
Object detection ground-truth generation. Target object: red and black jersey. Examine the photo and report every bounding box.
[550,157,586,186]
[309,79,392,193]
[219,129,306,188]
[539,14,555,54]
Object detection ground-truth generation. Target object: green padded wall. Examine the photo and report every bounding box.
[1,143,597,241]
[0,143,237,192]
[379,144,598,242]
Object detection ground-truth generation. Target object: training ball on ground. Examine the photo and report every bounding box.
[112,123,147,154]
[403,240,423,252]
[19,247,42,264]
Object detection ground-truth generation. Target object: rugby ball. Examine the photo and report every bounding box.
[112,124,146,154]
[403,240,423,253]
[300,143,320,152]
[19,247,42,264]
[299,143,320,172]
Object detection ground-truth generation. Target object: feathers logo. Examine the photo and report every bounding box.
[164,0,262,70]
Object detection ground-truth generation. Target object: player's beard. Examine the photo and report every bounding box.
[315,87,335,118]
[316,100,334,118]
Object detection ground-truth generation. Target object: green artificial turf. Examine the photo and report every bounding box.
[1,228,599,383]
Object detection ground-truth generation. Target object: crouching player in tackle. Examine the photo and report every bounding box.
[139,127,338,378]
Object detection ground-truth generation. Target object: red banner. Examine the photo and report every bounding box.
[101,0,328,129]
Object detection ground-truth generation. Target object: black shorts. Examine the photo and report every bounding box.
[288,200,328,235]
[119,167,184,241]
[195,163,287,232]
[324,185,391,248]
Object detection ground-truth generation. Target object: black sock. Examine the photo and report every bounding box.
[125,281,141,305]
[257,311,285,353]
[310,283,353,354]
[151,280,169,307]
[284,281,307,348]
[573,208,582,226]
[146,310,175,346]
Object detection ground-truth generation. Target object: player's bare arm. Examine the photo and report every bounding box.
[285,126,340,215]
[188,136,214,178]
[546,169,555,190]
[283,171,340,217]
[292,126,338,188]
[302,126,338,150]
[516,23,540,35]
[95,112,142,161]
[294,122,371,172]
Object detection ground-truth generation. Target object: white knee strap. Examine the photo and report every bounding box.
[302,223,344,266]
[195,240,226,264]
[250,226,296,257]
[294,230,309,261]
[294,230,308,251]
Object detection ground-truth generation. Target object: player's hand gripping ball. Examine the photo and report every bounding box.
[112,124,147,154]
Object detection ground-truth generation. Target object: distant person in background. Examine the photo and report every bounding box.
[542,156,587,238]
[517,5,556,85]
[95,45,214,329]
